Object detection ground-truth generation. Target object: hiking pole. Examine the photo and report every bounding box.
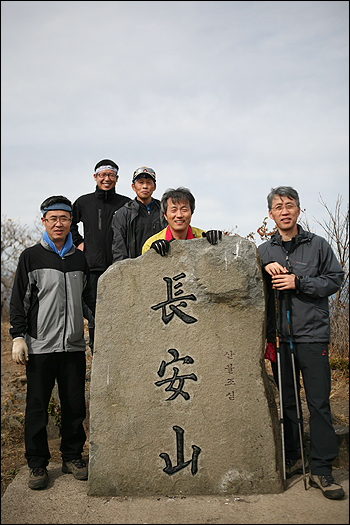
[274,288,286,482]
[283,290,308,491]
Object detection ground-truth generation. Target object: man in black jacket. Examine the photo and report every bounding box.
[111,166,167,261]
[71,159,130,352]
[258,186,345,500]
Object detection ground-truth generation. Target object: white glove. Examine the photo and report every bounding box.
[12,337,29,365]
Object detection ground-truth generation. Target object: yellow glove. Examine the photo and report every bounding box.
[12,337,29,365]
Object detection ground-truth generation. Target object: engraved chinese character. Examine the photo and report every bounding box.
[160,426,201,475]
[157,348,194,377]
[155,348,197,401]
[151,273,197,324]
[155,368,197,401]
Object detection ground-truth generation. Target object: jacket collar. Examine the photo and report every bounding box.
[95,185,116,200]
[270,224,315,248]
[126,197,160,210]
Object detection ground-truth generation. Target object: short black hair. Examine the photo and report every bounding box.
[267,186,300,209]
[40,195,72,216]
[94,159,119,172]
[161,187,195,215]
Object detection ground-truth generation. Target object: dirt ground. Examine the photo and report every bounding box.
[1,319,349,500]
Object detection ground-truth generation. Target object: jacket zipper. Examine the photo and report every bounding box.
[285,250,293,273]
[62,257,68,351]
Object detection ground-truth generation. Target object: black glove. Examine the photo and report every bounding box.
[202,230,222,245]
[151,239,170,256]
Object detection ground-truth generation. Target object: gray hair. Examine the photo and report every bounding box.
[161,187,195,215]
[267,186,300,210]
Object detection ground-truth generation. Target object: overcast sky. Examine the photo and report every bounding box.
[1,1,349,244]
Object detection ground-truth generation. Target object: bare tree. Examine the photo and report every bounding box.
[312,195,349,359]
[315,195,348,300]
[1,215,42,318]
[300,195,348,301]
[292,194,348,359]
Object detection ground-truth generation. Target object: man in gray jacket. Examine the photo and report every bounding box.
[10,195,95,490]
[111,166,167,261]
[258,186,345,500]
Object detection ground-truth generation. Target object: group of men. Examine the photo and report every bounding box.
[9,158,345,500]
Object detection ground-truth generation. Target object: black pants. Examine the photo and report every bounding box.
[88,271,103,354]
[271,342,339,476]
[25,352,86,469]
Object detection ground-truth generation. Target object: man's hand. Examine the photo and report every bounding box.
[263,262,296,290]
[151,239,170,256]
[77,242,84,252]
[264,262,288,276]
[12,338,29,365]
[202,230,222,245]
[271,273,296,290]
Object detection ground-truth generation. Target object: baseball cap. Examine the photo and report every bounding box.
[132,166,156,184]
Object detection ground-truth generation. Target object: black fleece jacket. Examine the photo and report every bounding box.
[71,186,130,272]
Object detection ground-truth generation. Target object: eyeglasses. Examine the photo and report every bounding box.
[271,203,298,213]
[97,173,118,179]
[44,216,71,224]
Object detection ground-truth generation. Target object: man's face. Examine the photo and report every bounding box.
[94,169,118,191]
[268,195,300,233]
[41,210,72,245]
[164,198,192,235]
[132,176,156,203]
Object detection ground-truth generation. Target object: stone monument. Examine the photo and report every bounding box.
[88,235,283,496]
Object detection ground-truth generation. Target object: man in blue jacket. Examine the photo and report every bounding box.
[258,186,345,500]
[10,195,95,490]
[71,159,130,353]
